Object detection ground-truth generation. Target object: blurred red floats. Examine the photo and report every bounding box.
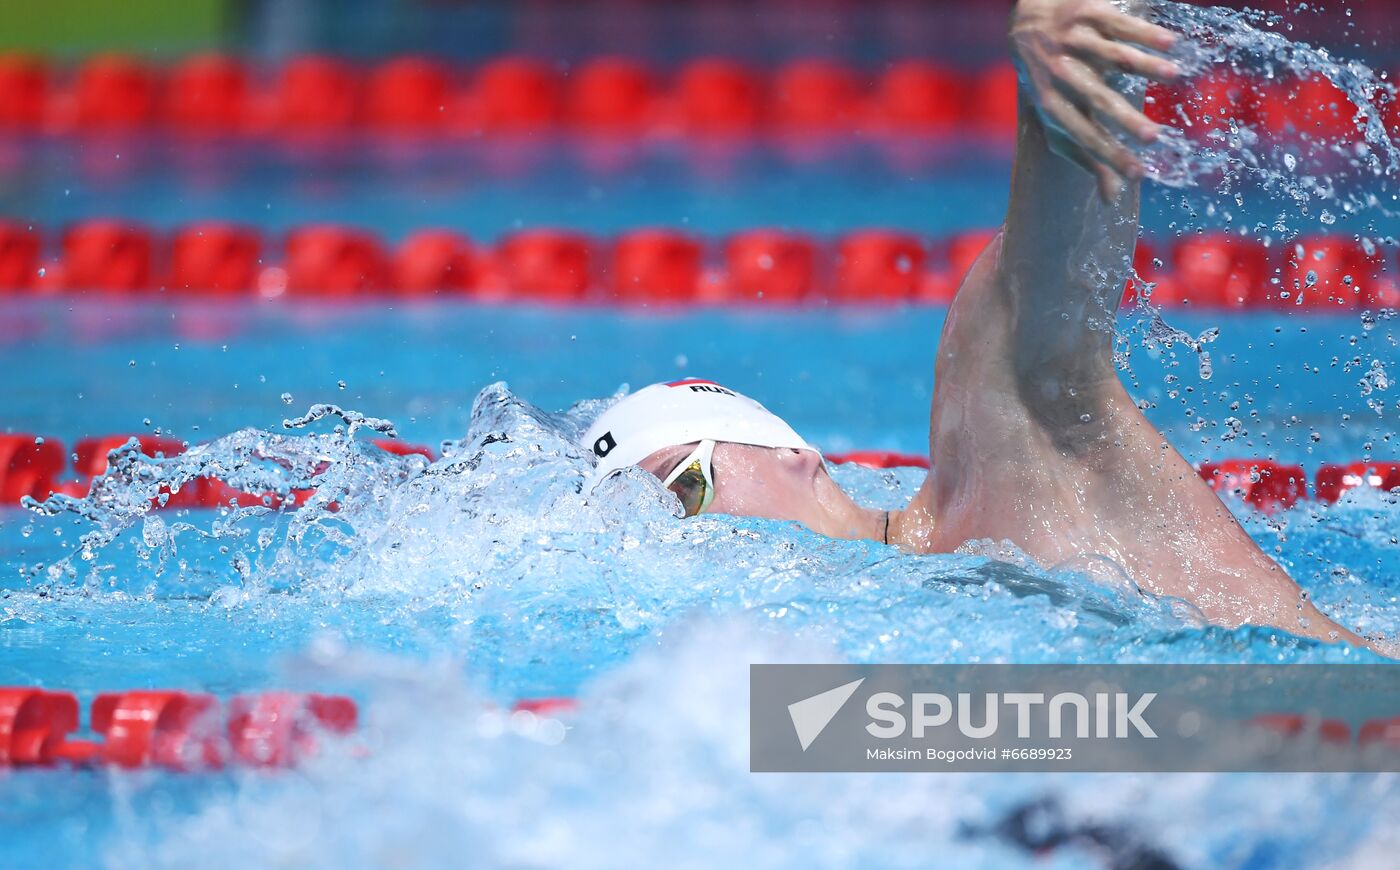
[467,57,561,131]
[493,230,593,301]
[0,222,41,291]
[611,229,702,302]
[722,230,817,302]
[272,56,359,132]
[70,55,157,130]
[569,57,656,130]
[0,436,65,503]
[366,56,449,131]
[284,225,388,295]
[512,697,578,716]
[1277,236,1384,309]
[170,223,262,294]
[0,55,48,128]
[0,54,1386,141]
[874,60,963,130]
[677,59,762,134]
[226,691,358,767]
[0,687,357,771]
[1256,73,1360,142]
[1315,462,1400,503]
[165,54,251,133]
[392,230,478,295]
[61,220,154,292]
[1198,460,1307,512]
[1251,713,1351,745]
[827,450,931,470]
[0,688,79,766]
[1360,717,1400,747]
[1172,233,1271,308]
[771,60,862,130]
[836,230,926,301]
[3,220,1397,307]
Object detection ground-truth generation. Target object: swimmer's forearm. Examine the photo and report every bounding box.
[995,0,1175,438]
[998,88,1143,435]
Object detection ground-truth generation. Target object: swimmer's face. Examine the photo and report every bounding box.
[639,441,840,530]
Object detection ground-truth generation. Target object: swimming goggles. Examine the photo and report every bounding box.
[662,439,716,518]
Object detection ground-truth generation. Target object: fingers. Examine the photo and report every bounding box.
[1069,28,1180,83]
[1089,4,1177,53]
[1054,56,1159,145]
[1040,91,1138,197]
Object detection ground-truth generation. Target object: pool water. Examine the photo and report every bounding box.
[2,296,1398,868]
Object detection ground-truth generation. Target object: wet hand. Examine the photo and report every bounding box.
[1010,0,1180,200]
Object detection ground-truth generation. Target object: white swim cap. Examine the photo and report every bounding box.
[581,379,817,490]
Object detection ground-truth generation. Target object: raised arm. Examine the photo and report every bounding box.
[895,0,1377,650]
[998,0,1178,439]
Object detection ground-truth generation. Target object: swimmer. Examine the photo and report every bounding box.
[583,0,1378,650]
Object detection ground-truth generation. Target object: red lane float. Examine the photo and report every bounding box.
[1173,233,1271,309]
[272,56,359,133]
[874,60,963,131]
[392,230,478,295]
[836,230,926,302]
[466,57,561,132]
[611,229,702,303]
[61,220,154,293]
[69,55,157,131]
[1315,462,1400,503]
[1251,713,1351,745]
[1198,460,1307,512]
[284,225,388,296]
[365,56,450,132]
[0,222,41,291]
[827,451,931,470]
[1360,717,1400,747]
[0,435,65,503]
[0,55,48,129]
[92,690,222,769]
[226,692,357,767]
[512,697,578,716]
[170,222,262,294]
[569,57,657,131]
[0,688,80,766]
[771,60,862,130]
[0,688,358,771]
[492,230,594,301]
[166,54,251,134]
[677,59,762,134]
[722,230,817,302]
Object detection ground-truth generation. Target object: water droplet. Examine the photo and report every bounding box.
[337,380,347,391]
[281,392,294,405]
[1319,209,1335,224]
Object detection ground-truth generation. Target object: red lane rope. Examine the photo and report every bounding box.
[0,434,1394,512]
[1,222,1396,308]
[1,53,1394,144]
[0,54,1023,138]
[2,686,1395,773]
[0,687,357,770]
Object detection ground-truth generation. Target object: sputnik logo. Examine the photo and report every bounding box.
[787,678,865,751]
